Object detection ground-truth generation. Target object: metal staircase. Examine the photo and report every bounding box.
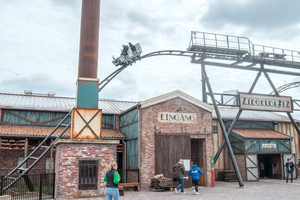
[0,110,72,194]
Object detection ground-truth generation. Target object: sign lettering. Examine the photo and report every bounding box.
[262,143,276,149]
[239,93,292,112]
[158,112,197,124]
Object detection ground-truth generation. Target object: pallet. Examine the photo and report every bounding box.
[119,183,141,191]
[150,178,174,192]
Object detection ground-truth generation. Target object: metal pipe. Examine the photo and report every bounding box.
[201,63,207,103]
[202,68,244,187]
[78,0,100,79]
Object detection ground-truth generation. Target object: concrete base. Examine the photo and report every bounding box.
[0,195,12,200]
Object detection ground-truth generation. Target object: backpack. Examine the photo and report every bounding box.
[287,165,291,172]
[173,172,179,182]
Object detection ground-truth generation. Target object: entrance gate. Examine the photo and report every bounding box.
[155,134,191,187]
[245,155,259,181]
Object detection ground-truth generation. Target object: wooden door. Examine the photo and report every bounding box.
[155,134,191,187]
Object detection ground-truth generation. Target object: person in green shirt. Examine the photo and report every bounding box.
[104,162,121,200]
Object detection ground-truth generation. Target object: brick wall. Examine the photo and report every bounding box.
[0,149,53,173]
[55,142,117,198]
[139,97,214,187]
[226,154,247,181]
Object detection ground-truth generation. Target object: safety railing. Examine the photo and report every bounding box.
[189,31,254,54]
[189,31,300,64]
[0,173,55,200]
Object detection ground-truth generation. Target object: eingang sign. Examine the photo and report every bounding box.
[158,112,197,124]
[239,93,293,112]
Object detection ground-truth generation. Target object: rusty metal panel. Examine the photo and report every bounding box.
[71,108,102,139]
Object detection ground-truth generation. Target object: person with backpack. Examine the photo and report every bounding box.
[188,161,203,195]
[285,158,294,183]
[172,159,186,194]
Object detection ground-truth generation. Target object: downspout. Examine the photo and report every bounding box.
[122,139,127,183]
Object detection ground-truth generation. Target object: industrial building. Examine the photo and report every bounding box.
[1,90,299,194]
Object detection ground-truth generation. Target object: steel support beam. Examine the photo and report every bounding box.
[214,70,262,163]
[214,110,242,163]
[262,64,300,137]
[202,68,244,187]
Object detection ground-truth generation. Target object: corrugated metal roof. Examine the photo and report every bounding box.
[233,129,292,139]
[0,93,138,114]
[213,107,294,122]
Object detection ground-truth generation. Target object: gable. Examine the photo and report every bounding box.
[139,90,213,112]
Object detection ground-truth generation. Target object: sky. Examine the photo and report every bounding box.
[1,0,300,118]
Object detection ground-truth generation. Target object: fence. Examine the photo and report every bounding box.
[0,173,55,200]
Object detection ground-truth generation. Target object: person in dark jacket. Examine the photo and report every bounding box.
[172,159,186,194]
[128,42,136,53]
[104,161,121,200]
[285,158,294,183]
[188,161,203,195]
[121,44,129,57]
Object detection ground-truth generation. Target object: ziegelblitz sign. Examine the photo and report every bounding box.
[239,93,292,112]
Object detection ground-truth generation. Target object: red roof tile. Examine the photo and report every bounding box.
[0,125,69,137]
[233,129,292,139]
[101,129,125,139]
[0,125,125,139]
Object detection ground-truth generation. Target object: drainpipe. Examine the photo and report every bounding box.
[122,140,127,183]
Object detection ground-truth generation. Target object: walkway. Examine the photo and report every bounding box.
[54,179,300,200]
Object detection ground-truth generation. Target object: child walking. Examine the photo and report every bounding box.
[188,161,203,195]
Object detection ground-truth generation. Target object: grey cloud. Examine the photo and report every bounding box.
[200,0,300,34]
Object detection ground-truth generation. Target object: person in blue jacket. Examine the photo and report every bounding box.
[188,161,203,195]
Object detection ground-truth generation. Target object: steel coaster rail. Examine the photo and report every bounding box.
[0,110,72,193]
[99,49,300,93]
[99,50,196,92]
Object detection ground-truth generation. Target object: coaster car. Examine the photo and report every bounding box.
[112,43,142,66]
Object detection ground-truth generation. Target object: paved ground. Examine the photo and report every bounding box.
[53,179,300,200]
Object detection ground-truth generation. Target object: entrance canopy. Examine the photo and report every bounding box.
[230,129,292,154]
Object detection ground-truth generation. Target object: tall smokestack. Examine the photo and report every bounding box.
[76,0,100,109]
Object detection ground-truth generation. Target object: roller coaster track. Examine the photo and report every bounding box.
[99,50,300,92]
[270,81,300,95]
[99,50,196,92]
